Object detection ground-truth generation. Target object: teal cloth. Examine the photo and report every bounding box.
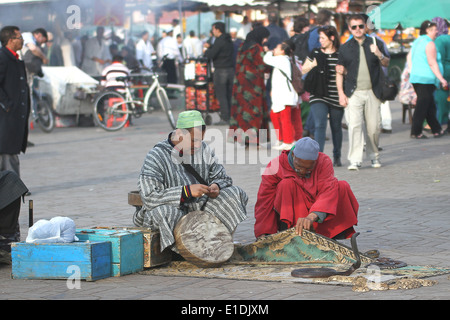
[435,34,450,80]
[434,34,450,124]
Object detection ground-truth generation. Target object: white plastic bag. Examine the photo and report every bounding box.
[26,216,79,243]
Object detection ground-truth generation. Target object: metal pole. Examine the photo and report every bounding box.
[178,0,183,39]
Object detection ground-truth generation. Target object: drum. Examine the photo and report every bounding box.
[174,211,234,268]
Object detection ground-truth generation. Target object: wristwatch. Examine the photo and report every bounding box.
[379,54,385,60]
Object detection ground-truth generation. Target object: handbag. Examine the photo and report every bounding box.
[372,37,398,101]
[380,71,399,102]
[303,49,328,96]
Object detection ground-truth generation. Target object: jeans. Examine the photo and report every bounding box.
[310,101,344,159]
[213,67,235,121]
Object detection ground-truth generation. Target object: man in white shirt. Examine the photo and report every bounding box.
[183,30,203,59]
[237,16,252,40]
[81,26,111,77]
[135,30,154,72]
[21,28,48,66]
[157,29,182,83]
[21,28,48,80]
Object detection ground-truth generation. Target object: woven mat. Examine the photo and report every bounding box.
[140,260,450,292]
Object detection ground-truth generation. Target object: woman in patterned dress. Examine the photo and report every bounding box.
[228,27,271,145]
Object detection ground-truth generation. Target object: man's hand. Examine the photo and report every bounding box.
[189,184,210,198]
[206,183,220,199]
[295,213,318,236]
[370,43,382,58]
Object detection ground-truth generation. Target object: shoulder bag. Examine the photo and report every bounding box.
[372,37,398,102]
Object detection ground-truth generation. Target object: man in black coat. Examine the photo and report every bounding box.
[0,26,30,177]
[204,22,234,125]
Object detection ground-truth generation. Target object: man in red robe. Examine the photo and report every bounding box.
[254,137,359,240]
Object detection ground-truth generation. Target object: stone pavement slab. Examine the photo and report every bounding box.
[1,100,450,303]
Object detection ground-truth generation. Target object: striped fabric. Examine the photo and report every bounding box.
[308,51,341,108]
[101,62,130,90]
[133,138,248,251]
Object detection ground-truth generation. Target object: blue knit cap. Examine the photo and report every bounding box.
[293,137,319,160]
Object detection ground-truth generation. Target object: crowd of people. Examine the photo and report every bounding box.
[224,11,449,171]
[1,9,450,261]
[1,10,449,177]
[131,11,450,254]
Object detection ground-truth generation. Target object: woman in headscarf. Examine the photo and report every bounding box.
[228,26,271,146]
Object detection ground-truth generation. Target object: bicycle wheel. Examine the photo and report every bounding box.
[156,87,176,129]
[35,97,55,133]
[93,91,131,131]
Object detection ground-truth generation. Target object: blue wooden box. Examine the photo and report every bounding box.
[75,228,144,277]
[11,241,111,281]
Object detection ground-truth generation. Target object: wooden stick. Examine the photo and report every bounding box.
[28,200,33,227]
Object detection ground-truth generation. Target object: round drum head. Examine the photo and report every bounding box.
[174,211,234,268]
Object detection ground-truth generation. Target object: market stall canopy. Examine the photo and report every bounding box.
[0,0,56,3]
[368,0,450,29]
[145,0,208,12]
[196,0,270,11]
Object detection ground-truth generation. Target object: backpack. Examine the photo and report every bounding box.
[291,28,314,62]
[278,56,305,95]
[290,57,305,95]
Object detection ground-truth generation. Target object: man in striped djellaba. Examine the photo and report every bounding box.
[133,111,248,252]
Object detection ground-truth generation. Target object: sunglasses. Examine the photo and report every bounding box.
[350,24,365,30]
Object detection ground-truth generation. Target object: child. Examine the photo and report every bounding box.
[263,40,301,150]
[101,55,130,93]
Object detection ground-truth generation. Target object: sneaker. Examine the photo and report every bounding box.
[347,163,360,170]
[371,159,382,168]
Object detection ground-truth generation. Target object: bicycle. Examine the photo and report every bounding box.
[93,70,175,131]
[31,78,55,133]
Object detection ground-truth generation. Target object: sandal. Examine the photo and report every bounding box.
[433,130,446,138]
[411,134,428,139]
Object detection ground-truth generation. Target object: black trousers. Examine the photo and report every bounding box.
[213,67,235,121]
[162,59,177,84]
[411,83,442,136]
[0,197,21,252]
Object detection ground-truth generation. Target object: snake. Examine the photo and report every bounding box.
[291,232,362,278]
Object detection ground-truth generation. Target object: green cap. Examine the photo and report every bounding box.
[176,110,206,129]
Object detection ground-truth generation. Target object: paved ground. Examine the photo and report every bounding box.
[1,99,450,303]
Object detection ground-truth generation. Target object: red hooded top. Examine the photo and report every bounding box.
[254,150,358,239]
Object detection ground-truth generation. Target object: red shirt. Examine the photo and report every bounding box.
[6,47,19,60]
